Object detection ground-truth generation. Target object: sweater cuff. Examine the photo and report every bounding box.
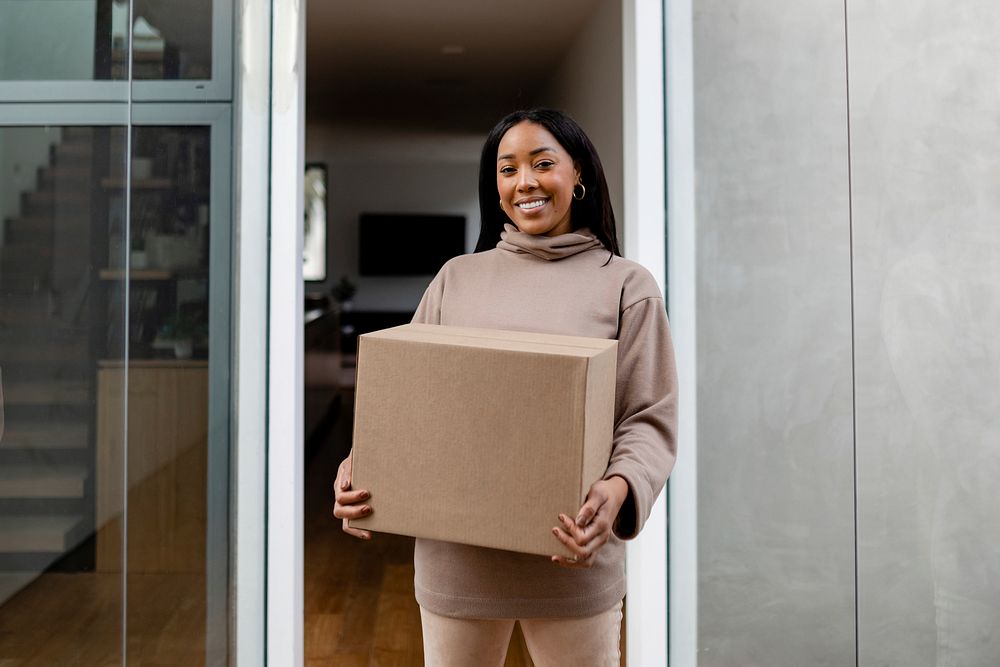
[603,464,644,540]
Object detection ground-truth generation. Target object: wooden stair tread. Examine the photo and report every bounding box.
[0,465,88,498]
[0,423,88,450]
[0,515,88,553]
[2,380,90,406]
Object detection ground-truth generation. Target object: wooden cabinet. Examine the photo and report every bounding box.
[95,361,207,574]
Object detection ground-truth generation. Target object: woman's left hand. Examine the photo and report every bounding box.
[551,475,630,568]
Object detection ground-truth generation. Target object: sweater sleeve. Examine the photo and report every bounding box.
[603,296,678,540]
[411,270,445,325]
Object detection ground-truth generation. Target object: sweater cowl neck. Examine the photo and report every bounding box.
[497,223,603,260]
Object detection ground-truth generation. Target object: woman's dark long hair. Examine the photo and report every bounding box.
[474,108,621,257]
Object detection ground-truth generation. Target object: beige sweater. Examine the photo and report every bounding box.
[410,224,678,618]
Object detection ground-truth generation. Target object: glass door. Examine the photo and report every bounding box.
[0,1,234,664]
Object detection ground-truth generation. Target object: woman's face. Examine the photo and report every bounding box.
[496,121,580,237]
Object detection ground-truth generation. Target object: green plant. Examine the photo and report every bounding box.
[159,311,207,341]
[331,275,357,303]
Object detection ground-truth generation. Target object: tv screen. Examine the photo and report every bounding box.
[359,213,466,276]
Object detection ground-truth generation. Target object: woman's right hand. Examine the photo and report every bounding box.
[333,452,373,540]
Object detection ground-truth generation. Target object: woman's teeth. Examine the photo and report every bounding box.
[518,199,547,210]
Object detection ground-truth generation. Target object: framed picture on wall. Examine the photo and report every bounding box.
[304,163,327,282]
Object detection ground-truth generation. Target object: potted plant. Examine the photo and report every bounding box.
[157,311,207,359]
[331,275,357,312]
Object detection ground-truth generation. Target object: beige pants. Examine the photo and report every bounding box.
[419,600,623,667]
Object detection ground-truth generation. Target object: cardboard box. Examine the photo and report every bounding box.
[349,323,618,557]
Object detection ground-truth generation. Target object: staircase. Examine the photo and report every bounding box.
[0,127,97,604]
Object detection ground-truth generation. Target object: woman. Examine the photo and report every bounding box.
[334,108,677,665]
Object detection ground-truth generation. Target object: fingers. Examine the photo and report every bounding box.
[342,518,371,540]
[550,513,613,569]
[574,496,602,528]
[336,456,353,491]
[333,454,373,540]
[332,480,372,518]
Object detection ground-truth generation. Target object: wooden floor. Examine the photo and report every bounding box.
[0,571,206,665]
[303,393,536,666]
[0,391,624,666]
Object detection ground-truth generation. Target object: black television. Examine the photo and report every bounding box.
[358,213,466,276]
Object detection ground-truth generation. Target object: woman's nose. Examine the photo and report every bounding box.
[516,170,537,191]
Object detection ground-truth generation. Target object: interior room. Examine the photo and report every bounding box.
[300,1,624,663]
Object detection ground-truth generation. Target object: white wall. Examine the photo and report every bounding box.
[304,123,482,312]
[542,0,624,243]
[0,2,96,80]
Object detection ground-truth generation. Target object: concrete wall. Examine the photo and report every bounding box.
[693,1,856,663]
[693,0,1000,663]
[849,1,1000,664]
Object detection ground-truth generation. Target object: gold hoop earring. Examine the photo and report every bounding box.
[573,183,586,201]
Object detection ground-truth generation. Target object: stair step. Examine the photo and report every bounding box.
[52,142,93,162]
[0,516,87,553]
[0,423,88,451]
[61,127,94,142]
[1,381,90,408]
[0,275,48,294]
[0,297,55,327]
[4,217,53,243]
[0,466,87,499]
[39,166,91,184]
[22,190,90,214]
[0,336,88,362]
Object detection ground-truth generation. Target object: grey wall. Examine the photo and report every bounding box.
[694,0,856,664]
[694,0,1000,664]
[849,1,1000,665]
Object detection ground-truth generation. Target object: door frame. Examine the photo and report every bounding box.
[257,1,681,664]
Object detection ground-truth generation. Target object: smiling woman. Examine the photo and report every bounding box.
[333,108,677,665]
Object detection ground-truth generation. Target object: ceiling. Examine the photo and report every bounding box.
[306,0,603,132]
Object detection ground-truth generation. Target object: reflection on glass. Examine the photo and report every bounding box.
[304,164,327,282]
[0,125,127,660]
[0,1,123,80]
[0,0,213,82]
[0,124,222,662]
[128,1,213,80]
[121,126,215,662]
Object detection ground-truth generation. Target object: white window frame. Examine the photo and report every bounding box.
[622,0,669,664]
[233,0,270,662]
[264,0,305,664]
[0,0,233,103]
[664,0,698,664]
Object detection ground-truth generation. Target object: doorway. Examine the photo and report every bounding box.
[301,1,627,664]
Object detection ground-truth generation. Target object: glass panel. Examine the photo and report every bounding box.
[130,1,212,80]
[123,124,222,662]
[0,124,128,661]
[0,1,126,80]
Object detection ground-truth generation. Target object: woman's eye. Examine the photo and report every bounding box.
[535,160,554,169]
[499,166,516,175]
